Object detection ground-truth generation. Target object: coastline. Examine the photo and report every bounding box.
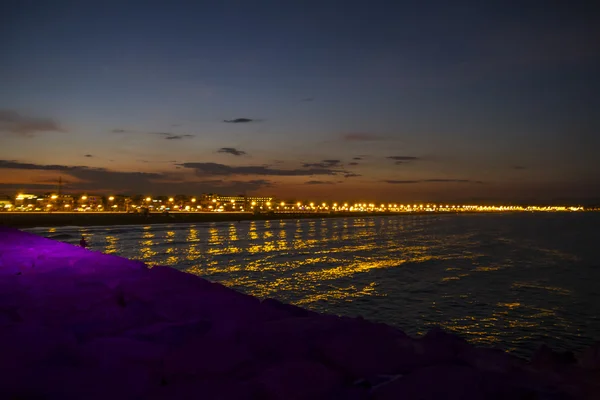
[1,210,458,228]
[1,226,599,399]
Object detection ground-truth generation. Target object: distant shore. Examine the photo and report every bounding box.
[0,211,433,228]
[1,210,592,229]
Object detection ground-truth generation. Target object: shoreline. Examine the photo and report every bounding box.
[0,210,456,228]
[1,210,588,229]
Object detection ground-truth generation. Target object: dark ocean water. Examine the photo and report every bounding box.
[27,213,600,357]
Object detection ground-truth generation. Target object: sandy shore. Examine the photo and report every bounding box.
[0,210,437,228]
[1,226,598,399]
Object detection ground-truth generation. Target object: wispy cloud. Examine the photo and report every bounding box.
[353,157,363,160]
[0,110,64,136]
[342,133,383,142]
[387,156,420,161]
[305,180,335,185]
[223,118,257,123]
[179,162,342,177]
[348,162,359,166]
[384,179,483,184]
[84,154,93,158]
[344,173,361,178]
[218,147,247,156]
[152,132,194,140]
[111,129,193,140]
[0,160,274,194]
[302,159,341,168]
[387,156,420,165]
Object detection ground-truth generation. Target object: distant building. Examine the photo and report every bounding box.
[213,195,273,211]
[0,195,13,211]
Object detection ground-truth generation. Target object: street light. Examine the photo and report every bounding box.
[146,197,151,202]
[192,198,196,203]
[81,195,87,200]
[169,197,174,202]
[108,196,114,201]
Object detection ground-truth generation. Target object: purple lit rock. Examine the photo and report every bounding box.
[1,226,599,399]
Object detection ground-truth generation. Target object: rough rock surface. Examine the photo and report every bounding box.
[0,226,598,399]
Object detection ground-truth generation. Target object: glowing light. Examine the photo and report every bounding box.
[145,197,151,202]
[81,196,88,200]
[50,195,58,200]
[280,201,285,206]
[108,196,114,201]
[266,201,271,206]
[192,198,196,202]
[251,201,256,206]
[212,199,217,203]
[169,197,174,202]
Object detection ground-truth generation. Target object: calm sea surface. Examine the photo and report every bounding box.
[27,213,600,357]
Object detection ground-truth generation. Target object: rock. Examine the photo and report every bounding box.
[163,337,252,378]
[532,345,577,369]
[313,319,415,378]
[371,364,489,400]
[578,342,600,370]
[458,346,526,375]
[261,298,320,319]
[124,319,212,346]
[255,360,344,400]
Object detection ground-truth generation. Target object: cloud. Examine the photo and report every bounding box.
[342,133,383,142]
[387,156,420,161]
[353,157,362,160]
[0,159,273,194]
[301,97,314,102]
[223,118,256,123]
[111,129,193,140]
[165,134,194,140]
[302,159,341,168]
[348,162,359,166]
[84,154,93,158]
[179,162,342,177]
[344,173,361,178]
[152,132,194,140]
[305,180,335,185]
[0,160,164,191]
[218,147,247,156]
[384,179,483,184]
[383,180,420,184]
[0,110,64,136]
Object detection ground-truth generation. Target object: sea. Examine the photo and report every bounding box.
[26,213,600,358]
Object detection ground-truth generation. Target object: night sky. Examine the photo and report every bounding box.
[1,1,599,203]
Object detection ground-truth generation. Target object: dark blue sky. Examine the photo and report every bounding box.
[1,0,599,202]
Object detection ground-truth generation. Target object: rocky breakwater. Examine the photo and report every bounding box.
[0,226,599,399]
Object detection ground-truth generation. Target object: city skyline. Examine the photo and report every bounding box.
[1,1,599,203]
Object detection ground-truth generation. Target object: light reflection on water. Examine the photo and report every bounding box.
[29,213,600,357]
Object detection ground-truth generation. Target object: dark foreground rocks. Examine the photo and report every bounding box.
[0,227,598,399]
